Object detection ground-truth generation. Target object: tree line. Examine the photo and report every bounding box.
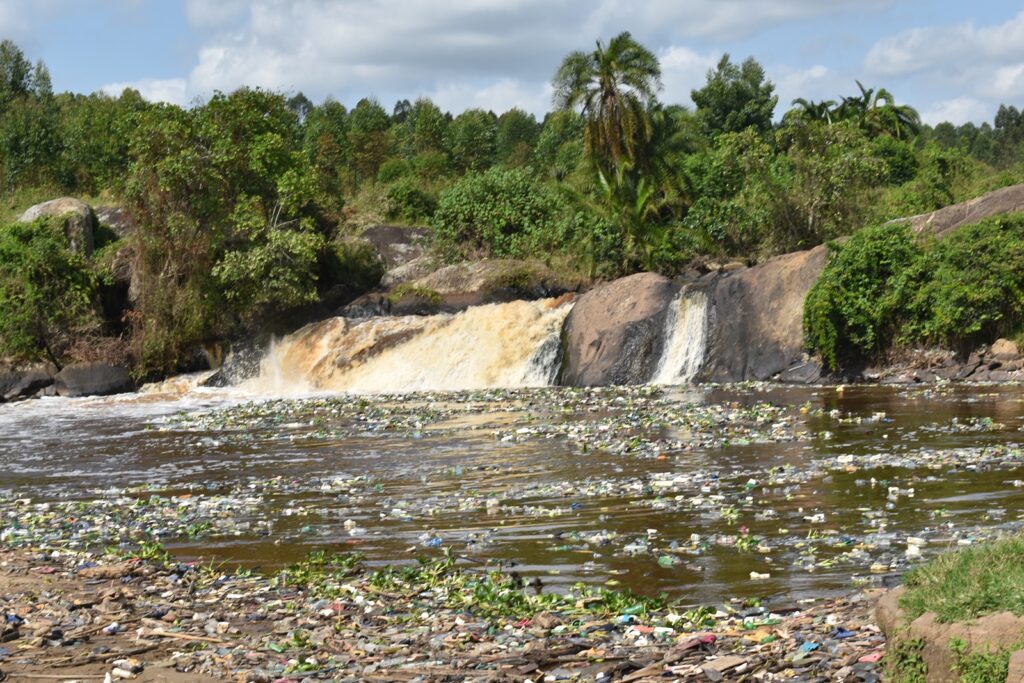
[0,34,1022,375]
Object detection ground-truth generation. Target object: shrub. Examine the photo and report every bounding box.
[803,223,922,370]
[899,214,1024,349]
[386,178,436,223]
[804,213,1024,369]
[320,239,384,294]
[432,167,564,260]
[0,217,99,366]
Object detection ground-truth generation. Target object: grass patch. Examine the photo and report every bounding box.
[387,283,442,305]
[886,636,928,683]
[950,637,1013,683]
[899,535,1024,623]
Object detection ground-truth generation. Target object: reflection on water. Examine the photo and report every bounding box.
[1,383,1023,607]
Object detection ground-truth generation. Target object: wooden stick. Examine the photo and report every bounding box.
[142,628,228,645]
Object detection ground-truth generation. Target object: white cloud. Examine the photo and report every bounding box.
[168,0,908,116]
[429,79,552,117]
[659,46,718,105]
[593,0,900,41]
[773,64,835,110]
[988,63,1024,98]
[184,0,248,29]
[864,11,1024,124]
[100,78,188,106]
[920,97,989,126]
[866,11,1024,81]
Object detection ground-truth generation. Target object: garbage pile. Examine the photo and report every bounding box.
[0,546,887,682]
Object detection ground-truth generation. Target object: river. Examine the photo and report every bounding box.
[2,380,1022,609]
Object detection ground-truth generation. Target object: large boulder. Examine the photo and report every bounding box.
[700,246,827,382]
[359,225,430,271]
[560,273,676,386]
[18,197,96,257]
[93,205,137,239]
[0,366,55,402]
[900,183,1024,239]
[202,342,267,387]
[342,259,584,318]
[54,363,133,397]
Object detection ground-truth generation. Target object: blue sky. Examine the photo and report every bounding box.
[5,1,1023,125]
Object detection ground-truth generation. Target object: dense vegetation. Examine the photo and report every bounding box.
[0,34,1022,375]
[805,214,1024,370]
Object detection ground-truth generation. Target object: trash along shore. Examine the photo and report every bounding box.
[0,544,886,682]
[5,383,1024,681]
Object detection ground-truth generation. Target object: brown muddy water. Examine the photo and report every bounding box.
[1,382,1023,608]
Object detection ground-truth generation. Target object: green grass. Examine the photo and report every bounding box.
[950,637,1013,683]
[387,283,442,305]
[900,535,1024,623]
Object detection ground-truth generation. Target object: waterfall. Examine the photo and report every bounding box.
[244,298,573,394]
[652,289,709,385]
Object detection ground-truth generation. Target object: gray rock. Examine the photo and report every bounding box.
[19,197,96,257]
[202,343,267,387]
[54,363,133,397]
[898,183,1024,239]
[560,272,676,386]
[701,246,827,382]
[0,367,55,402]
[776,361,823,384]
[93,205,136,239]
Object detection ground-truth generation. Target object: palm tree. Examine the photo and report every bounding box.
[552,32,662,173]
[836,81,921,139]
[790,97,836,124]
[865,88,921,139]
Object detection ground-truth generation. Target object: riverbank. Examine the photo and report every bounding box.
[0,546,886,682]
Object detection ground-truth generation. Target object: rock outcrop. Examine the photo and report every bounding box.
[560,273,676,386]
[359,225,430,272]
[700,246,828,382]
[343,259,584,318]
[18,197,96,257]
[54,363,133,398]
[900,183,1024,239]
[877,587,1024,683]
[0,366,55,402]
[202,343,267,387]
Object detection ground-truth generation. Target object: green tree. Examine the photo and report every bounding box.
[787,98,836,125]
[835,81,921,140]
[125,88,328,373]
[0,39,33,108]
[552,31,662,173]
[346,98,391,186]
[445,108,497,172]
[404,97,448,157]
[495,108,539,167]
[0,218,99,367]
[691,54,777,138]
[303,99,349,203]
[532,110,584,181]
[0,41,61,192]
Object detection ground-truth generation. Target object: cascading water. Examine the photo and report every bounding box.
[245,298,573,394]
[651,288,709,385]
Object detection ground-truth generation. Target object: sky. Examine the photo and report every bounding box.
[3,0,1023,125]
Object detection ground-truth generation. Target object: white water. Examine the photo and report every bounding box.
[652,289,709,385]
[245,298,573,394]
